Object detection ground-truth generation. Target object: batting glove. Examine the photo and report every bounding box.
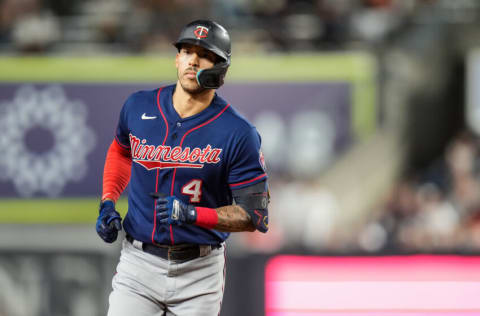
[96,200,122,243]
[151,193,197,226]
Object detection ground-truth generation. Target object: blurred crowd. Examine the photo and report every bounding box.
[0,0,60,52]
[1,0,479,54]
[359,130,480,253]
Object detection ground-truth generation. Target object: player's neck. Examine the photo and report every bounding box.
[173,82,215,119]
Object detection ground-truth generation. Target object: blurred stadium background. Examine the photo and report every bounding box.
[1,0,480,315]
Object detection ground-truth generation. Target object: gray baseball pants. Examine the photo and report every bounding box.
[107,238,226,316]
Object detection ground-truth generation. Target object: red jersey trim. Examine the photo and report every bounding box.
[156,87,169,145]
[114,136,130,149]
[229,173,267,188]
[151,87,167,246]
[178,103,231,146]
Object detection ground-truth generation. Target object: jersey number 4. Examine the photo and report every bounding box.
[181,179,203,203]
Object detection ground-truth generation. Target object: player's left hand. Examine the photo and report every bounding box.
[151,193,197,225]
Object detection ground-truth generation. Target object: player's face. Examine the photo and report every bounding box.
[176,44,217,94]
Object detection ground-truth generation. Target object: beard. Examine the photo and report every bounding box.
[178,68,206,95]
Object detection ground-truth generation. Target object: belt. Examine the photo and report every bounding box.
[126,235,221,263]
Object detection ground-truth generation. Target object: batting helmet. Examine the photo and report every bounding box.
[174,20,231,89]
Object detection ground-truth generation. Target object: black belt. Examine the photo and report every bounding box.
[126,235,221,263]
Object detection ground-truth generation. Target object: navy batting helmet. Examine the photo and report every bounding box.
[174,20,231,89]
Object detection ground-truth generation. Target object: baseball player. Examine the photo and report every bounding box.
[96,19,269,316]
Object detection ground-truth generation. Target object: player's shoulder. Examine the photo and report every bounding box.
[124,88,159,106]
[121,87,165,116]
[215,95,256,133]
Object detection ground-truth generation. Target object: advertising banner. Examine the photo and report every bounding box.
[266,255,480,315]
[0,82,351,198]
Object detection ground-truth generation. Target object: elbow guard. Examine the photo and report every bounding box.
[232,180,270,233]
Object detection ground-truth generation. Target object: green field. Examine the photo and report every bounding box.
[0,54,374,82]
[0,198,128,223]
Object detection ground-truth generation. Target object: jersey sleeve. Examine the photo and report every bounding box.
[228,127,268,190]
[114,97,131,149]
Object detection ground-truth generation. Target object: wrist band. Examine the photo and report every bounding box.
[195,207,218,229]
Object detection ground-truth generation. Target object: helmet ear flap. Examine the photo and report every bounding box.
[196,60,230,89]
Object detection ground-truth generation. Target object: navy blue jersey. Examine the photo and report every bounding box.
[115,84,267,245]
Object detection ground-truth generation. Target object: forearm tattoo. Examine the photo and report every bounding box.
[215,205,255,232]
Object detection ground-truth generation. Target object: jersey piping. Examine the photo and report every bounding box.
[115,135,130,149]
[229,173,267,188]
[151,87,167,246]
[168,102,231,245]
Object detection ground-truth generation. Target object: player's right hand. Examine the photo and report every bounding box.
[96,200,123,243]
[150,193,196,226]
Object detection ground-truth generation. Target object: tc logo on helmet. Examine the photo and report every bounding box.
[194,26,209,39]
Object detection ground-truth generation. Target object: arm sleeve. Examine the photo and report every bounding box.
[228,127,268,190]
[102,101,132,202]
[101,140,132,202]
